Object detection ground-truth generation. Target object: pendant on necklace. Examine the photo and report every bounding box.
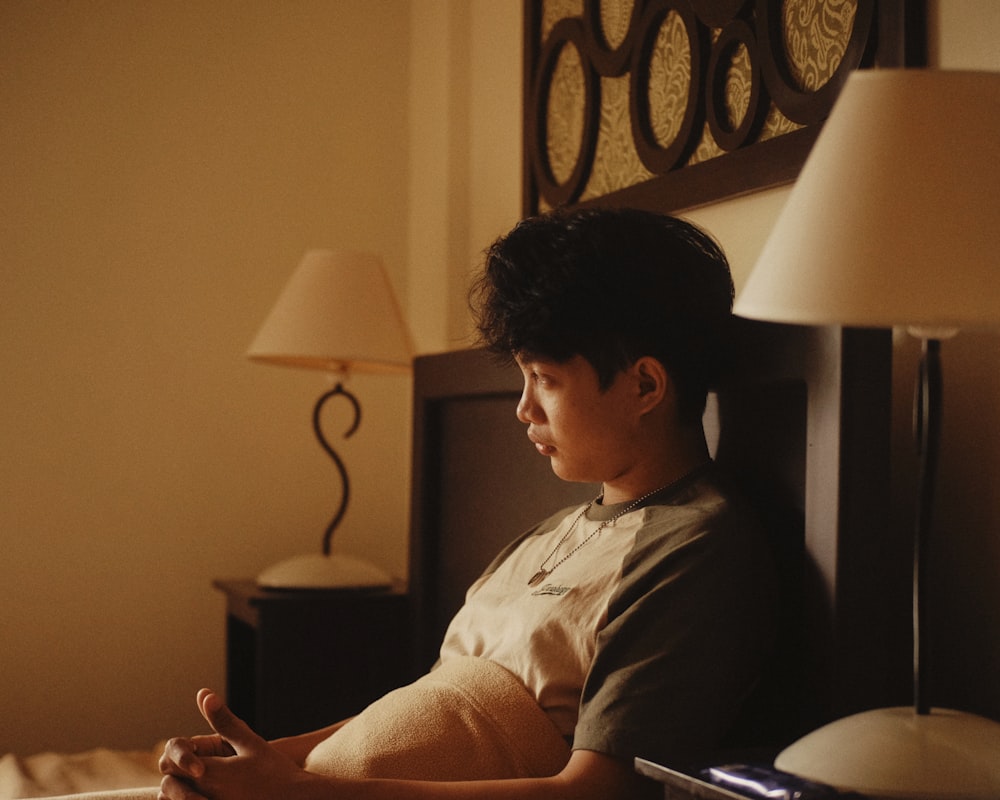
[528,569,549,587]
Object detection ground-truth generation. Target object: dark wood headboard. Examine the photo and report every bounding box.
[407,319,902,750]
[407,348,596,675]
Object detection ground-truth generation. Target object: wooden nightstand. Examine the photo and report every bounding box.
[213,580,412,740]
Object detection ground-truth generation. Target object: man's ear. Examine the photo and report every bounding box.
[631,356,671,413]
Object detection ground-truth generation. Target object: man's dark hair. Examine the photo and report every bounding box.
[470,207,735,424]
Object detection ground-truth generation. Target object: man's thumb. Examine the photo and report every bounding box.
[197,689,262,753]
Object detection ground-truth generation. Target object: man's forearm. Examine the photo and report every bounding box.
[270,719,354,766]
[301,750,657,800]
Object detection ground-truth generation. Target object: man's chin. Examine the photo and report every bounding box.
[549,461,593,485]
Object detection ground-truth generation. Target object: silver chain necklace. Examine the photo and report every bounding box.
[526,467,706,587]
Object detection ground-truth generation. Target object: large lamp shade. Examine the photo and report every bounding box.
[735,69,1000,333]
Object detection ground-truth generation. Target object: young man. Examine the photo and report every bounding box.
[158,208,776,800]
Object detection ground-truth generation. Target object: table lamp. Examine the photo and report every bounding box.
[734,69,1000,800]
[247,250,413,589]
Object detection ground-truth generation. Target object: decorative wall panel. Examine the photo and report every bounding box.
[523,0,925,213]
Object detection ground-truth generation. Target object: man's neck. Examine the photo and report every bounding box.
[600,431,711,505]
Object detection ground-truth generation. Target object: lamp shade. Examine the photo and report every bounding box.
[248,250,413,374]
[734,69,1000,331]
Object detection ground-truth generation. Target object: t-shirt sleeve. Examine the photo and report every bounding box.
[572,501,777,767]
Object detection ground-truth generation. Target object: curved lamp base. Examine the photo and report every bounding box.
[257,552,393,590]
[775,707,1000,800]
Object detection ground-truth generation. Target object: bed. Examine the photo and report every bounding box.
[0,321,901,799]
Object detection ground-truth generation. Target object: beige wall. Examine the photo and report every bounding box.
[2,0,997,756]
[1,2,414,754]
[914,0,1000,720]
[407,0,523,353]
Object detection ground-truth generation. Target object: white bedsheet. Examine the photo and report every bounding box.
[0,745,161,800]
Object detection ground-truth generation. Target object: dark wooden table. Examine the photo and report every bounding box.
[213,579,412,739]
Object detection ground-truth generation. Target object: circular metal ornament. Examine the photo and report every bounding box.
[584,0,643,77]
[629,0,705,175]
[707,18,768,151]
[756,0,874,126]
[689,0,750,29]
[530,17,600,207]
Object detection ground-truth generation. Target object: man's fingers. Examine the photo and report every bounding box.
[197,689,264,754]
[159,737,205,779]
[159,774,210,800]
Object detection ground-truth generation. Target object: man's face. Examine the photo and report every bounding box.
[514,353,641,487]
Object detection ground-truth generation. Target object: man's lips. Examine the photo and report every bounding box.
[528,433,555,456]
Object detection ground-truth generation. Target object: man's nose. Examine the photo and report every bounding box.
[516,386,538,424]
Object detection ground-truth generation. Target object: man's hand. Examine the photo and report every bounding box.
[158,689,315,800]
[157,689,657,800]
[159,690,237,785]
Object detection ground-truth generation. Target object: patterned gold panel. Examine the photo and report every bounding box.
[599,0,635,49]
[525,0,912,212]
[783,0,857,91]
[588,76,653,201]
[648,11,692,149]
[547,42,587,186]
[724,40,752,130]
